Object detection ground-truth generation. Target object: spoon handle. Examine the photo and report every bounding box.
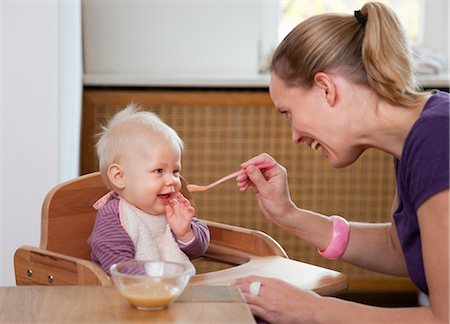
[189,161,276,192]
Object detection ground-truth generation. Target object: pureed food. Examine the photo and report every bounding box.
[121,282,181,309]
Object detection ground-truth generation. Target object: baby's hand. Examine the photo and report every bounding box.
[165,192,195,243]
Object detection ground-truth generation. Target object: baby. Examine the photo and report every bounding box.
[88,105,210,274]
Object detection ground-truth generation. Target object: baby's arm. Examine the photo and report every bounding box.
[177,218,210,259]
[88,205,135,275]
[166,193,210,258]
[165,193,196,241]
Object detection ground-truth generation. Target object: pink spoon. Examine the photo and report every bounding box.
[186,161,276,192]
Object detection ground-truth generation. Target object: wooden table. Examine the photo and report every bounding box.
[0,285,255,323]
[4,256,347,323]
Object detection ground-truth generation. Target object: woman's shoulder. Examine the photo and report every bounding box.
[399,91,449,208]
[401,90,448,175]
[409,90,449,140]
[421,90,449,118]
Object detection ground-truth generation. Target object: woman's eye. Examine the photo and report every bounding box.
[280,111,291,121]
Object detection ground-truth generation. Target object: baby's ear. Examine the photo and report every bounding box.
[107,164,126,189]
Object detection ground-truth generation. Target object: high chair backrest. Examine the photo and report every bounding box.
[40,172,194,260]
[40,172,109,259]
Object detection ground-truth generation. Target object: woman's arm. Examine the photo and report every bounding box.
[417,189,449,321]
[235,269,446,323]
[286,207,408,276]
[336,187,407,275]
[339,217,407,276]
[239,154,407,275]
[319,189,449,323]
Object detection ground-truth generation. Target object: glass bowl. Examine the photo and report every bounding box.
[110,260,194,310]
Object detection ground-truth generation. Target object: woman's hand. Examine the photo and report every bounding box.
[165,192,195,242]
[233,275,323,323]
[237,153,296,228]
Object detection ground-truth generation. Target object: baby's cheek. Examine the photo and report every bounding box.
[175,180,182,192]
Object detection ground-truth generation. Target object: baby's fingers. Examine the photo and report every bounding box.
[176,193,195,212]
[169,193,195,216]
[176,192,192,207]
[165,204,174,218]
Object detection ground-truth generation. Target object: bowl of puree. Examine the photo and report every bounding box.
[110,260,194,310]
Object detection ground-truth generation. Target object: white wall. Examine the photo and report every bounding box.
[424,0,449,71]
[0,1,82,286]
[82,1,268,85]
[60,2,82,182]
[83,1,448,87]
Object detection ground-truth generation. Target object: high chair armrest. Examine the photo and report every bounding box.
[190,255,348,296]
[203,220,288,265]
[14,245,111,286]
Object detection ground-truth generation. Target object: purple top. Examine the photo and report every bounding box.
[88,193,210,274]
[393,90,449,294]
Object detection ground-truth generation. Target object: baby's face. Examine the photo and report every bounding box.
[119,138,182,215]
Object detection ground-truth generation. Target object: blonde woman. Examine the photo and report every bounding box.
[233,2,449,323]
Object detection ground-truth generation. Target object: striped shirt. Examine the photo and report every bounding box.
[87,193,210,274]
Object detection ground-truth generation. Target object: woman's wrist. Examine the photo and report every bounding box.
[318,216,350,260]
[273,201,299,229]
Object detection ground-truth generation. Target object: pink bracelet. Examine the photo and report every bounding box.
[318,216,350,260]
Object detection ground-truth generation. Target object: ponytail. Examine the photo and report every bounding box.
[360,2,421,106]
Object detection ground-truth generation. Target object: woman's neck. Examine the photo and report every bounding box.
[363,94,431,159]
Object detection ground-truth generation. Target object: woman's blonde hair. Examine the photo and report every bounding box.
[95,104,184,188]
[270,2,422,107]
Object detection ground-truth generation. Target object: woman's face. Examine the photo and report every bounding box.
[269,73,364,168]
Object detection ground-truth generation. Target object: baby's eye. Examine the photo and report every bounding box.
[154,168,164,174]
[173,169,180,176]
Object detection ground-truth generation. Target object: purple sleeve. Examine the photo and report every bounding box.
[404,111,449,210]
[176,218,210,259]
[87,197,135,275]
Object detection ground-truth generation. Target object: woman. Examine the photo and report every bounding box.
[233,2,449,323]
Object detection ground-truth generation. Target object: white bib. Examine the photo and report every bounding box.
[119,198,195,274]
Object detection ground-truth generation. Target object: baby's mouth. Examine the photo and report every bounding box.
[158,193,173,203]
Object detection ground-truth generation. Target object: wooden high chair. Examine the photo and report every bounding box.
[14,172,287,285]
[14,172,347,295]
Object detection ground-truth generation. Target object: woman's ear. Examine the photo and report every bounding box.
[314,72,336,106]
[107,163,126,189]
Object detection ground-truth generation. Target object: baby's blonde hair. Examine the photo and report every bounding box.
[96,104,184,188]
[271,2,422,107]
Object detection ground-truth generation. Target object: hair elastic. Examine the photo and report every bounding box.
[354,10,367,27]
[318,215,350,260]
